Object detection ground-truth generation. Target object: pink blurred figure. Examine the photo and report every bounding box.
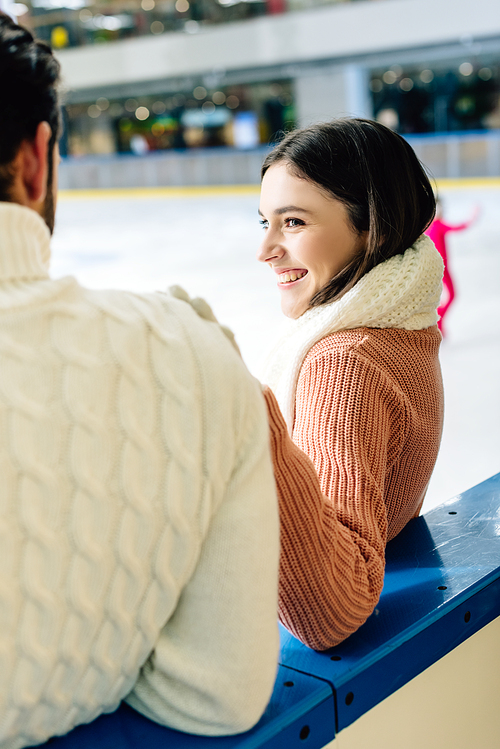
[425,202,479,336]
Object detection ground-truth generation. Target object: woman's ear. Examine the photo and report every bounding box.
[356,229,370,255]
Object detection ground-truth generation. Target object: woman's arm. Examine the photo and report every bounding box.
[264,347,405,651]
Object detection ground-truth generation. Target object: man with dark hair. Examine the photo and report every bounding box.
[0,13,280,749]
[0,13,60,229]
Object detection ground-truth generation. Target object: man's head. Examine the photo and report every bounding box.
[0,12,61,233]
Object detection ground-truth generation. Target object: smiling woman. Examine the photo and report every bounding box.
[258,167,367,319]
[258,119,446,651]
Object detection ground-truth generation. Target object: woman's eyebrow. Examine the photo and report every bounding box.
[258,205,312,216]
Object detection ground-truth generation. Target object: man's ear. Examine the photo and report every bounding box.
[18,121,52,204]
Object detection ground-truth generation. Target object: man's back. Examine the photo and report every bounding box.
[0,203,280,749]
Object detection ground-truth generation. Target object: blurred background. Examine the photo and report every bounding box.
[2,0,499,187]
[1,0,499,506]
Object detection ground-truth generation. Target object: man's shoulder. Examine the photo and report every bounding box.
[36,281,258,425]
[71,285,234,352]
[84,285,254,391]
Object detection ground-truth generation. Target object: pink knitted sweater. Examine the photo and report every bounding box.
[264,325,443,651]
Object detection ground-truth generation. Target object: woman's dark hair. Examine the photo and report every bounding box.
[261,118,436,306]
[0,12,61,202]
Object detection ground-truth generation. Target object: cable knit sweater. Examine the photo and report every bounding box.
[0,203,280,749]
[263,236,444,651]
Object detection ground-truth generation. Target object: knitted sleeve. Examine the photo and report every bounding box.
[264,348,406,651]
[127,394,280,735]
[126,308,280,736]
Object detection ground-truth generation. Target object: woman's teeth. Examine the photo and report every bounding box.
[278,270,308,284]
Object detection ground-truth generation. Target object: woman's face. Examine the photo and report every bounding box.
[258,163,366,319]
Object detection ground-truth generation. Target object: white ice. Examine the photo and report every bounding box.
[51,184,500,512]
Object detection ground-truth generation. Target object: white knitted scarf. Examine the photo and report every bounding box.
[262,234,444,432]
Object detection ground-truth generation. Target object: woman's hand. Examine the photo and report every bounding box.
[168,285,241,355]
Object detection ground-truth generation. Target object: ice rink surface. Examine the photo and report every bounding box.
[52,182,500,512]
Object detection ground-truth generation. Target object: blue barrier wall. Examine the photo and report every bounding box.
[36,472,500,749]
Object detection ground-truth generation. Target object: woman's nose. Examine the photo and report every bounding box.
[257,231,285,264]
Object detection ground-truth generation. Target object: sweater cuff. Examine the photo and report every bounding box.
[262,385,287,438]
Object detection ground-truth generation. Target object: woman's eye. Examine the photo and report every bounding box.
[259,219,269,229]
[285,218,305,228]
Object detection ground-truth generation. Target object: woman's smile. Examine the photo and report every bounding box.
[276,268,309,286]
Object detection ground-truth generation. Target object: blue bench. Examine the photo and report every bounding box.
[38,473,500,749]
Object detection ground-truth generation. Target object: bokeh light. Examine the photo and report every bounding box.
[152,100,167,114]
[382,70,398,84]
[135,106,150,120]
[399,77,414,91]
[478,67,492,80]
[420,69,434,83]
[193,86,207,100]
[459,62,473,76]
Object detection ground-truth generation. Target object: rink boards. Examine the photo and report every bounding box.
[39,471,500,749]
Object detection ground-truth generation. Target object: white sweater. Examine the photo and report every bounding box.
[0,203,280,749]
